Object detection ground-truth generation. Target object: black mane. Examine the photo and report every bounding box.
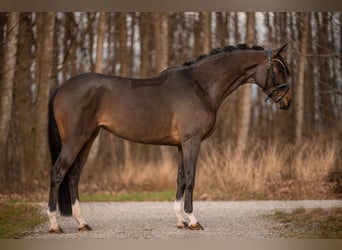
[182,44,264,67]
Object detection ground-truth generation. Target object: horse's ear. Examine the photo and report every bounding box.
[272,44,288,57]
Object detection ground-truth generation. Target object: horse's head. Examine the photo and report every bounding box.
[255,44,292,110]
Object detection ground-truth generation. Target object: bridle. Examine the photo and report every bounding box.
[263,49,290,103]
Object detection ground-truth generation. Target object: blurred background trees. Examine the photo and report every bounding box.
[0,12,340,198]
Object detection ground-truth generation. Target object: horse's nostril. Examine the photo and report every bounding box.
[285,99,292,109]
[282,102,291,110]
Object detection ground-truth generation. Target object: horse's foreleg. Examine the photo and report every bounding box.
[179,136,204,230]
[174,146,188,229]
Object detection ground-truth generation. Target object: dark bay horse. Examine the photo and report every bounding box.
[47,44,291,233]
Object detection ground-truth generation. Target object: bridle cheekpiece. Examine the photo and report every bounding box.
[264,49,290,103]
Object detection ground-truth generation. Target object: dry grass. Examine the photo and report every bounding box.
[112,149,177,192]
[268,207,342,238]
[80,138,341,200]
[195,138,339,200]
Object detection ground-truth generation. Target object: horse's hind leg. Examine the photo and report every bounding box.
[68,129,99,231]
[48,143,84,233]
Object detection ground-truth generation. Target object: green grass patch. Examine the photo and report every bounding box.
[268,207,342,239]
[0,201,46,239]
[80,189,175,202]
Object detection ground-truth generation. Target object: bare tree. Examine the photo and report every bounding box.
[13,13,35,184]
[87,12,107,169]
[62,13,78,81]
[95,12,107,73]
[295,13,310,145]
[201,12,211,54]
[317,13,335,129]
[233,12,240,43]
[193,13,201,57]
[119,13,128,77]
[217,12,229,47]
[154,12,169,73]
[0,12,20,189]
[117,12,131,167]
[0,13,6,79]
[34,12,55,175]
[236,12,255,154]
[304,13,316,133]
[139,13,151,78]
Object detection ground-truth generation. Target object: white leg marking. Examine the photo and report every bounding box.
[72,199,87,227]
[184,212,198,226]
[174,199,186,227]
[47,209,59,231]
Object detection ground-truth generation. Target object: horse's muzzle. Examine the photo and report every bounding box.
[276,89,292,110]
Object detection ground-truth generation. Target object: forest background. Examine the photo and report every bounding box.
[0,12,341,200]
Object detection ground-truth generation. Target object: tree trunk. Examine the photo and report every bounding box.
[118,13,131,167]
[0,12,20,191]
[51,14,59,89]
[193,13,202,57]
[119,13,128,77]
[295,13,310,145]
[139,13,151,78]
[154,12,170,162]
[233,12,240,43]
[87,13,96,72]
[128,13,136,76]
[167,13,177,66]
[0,13,6,80]
[154,12,169,73]
[235,12,255,154]
[61,13,77,81]
[218,12,228,47]
[317,13,334,129]
[34,12,55,180]
[94,12,106,73]
[87,12,107,170]
[66,13,78,77]
[13,12,35,186]
[201,12,211,54]
[304,13,316,133]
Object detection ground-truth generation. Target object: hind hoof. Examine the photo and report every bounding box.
[49,226,64,234]
[189,222,204,230]
[177,221,188,229]
[79,224,92,231]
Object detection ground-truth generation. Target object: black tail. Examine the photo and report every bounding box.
[48,88,72,216]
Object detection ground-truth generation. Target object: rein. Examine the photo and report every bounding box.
[264,49,289,103]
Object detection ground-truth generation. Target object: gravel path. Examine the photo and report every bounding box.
[23,200,341,239]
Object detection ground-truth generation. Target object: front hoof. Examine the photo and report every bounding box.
[189,222,204,230]
[177,221,188,229]
[79,224,92,232]
[49,226,64,234]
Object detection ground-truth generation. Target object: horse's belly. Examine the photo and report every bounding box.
[101,114,180,146]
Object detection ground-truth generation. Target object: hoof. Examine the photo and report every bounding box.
[79,224,92,231]
[48,226,64,234]
[177,221,188,229]
[189,222,204,230]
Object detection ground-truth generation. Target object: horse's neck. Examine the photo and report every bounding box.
[190,51,264,110]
